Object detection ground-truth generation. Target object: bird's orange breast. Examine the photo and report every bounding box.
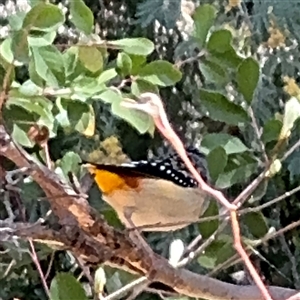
[87,166,141,194]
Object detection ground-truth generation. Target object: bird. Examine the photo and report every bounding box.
[121,92,236,211]
[84,147,210,232]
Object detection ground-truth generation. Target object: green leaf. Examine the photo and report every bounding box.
[262,119,282,143]
[207,29,232,53]
[109,38,154,56]
[70,0,94,35]
[28,31,56,47]
[198,201,219,239]
[98,89,122,104]
[237,58,260,104]
[98,68,118,85]
[19,80,42,96]
[63,46,79,77]
[209,46,243,69]
[192,4,216,47]
[243,212,268,238]
[207,146,227,181]
[130,54,147,75]
[215,153,257,188]
[3,104,37,147]
[7,92,55,134]
[59,151,82,178]
[31,45,65,87]
[201,133,248,155]
[280,97,300,140]
[138,60,182,86]
[131,79,159,96]
[78,46,103,73]
[12,124,33,147]
[8,11,26,31]
[116,52,132,77]
[75,104,95,136]
[29,59,45,87]
[215,239,235,266]
[198,89,249,125]
[198,236,234,269]
[50,273,88,300]
[207,30,232,54]
[72,76,105,98]
[97,89,155,134]
[199,58,227,85]
[11,29,29,63]
[0,38,15,64]
[62,99,90,128]
[197,254,216,269]
[111,98,155,135]
[23,3,65,32]
[55,98,69,127]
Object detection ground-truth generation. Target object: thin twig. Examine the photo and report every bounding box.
[103,277,148,300]
[279,235,300,287]
[230,211,272,300]
[29,239,50,297]
[210,219,300,277]
[175,49,206,68]
[248,107,269,163]
[240,185,300,215]
[233,169,269,207]
[45,251,55,280]
[281,139,300,162]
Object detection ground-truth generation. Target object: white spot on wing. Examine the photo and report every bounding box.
[121,163,136,167]
[160,165,166,171]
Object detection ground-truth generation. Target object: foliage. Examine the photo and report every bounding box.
[1,0,300,299]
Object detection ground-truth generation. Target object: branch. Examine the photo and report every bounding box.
[0,125,299,300]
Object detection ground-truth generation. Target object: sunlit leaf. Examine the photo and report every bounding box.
[138,60,182,86]
[23,3,65,32]
[70,0,94,35]
[116,52,132,77]
[201,133,248,155]
[78,46,103,73]
[108,38,154,56]
[280,97,300,139]
[192,4,216,47]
